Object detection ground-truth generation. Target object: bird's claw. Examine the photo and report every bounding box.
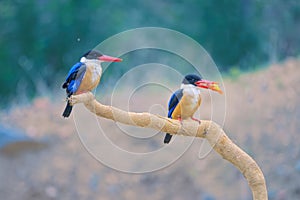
[67,95,77,106]
[191,117,201,124]
[178,118,183,125]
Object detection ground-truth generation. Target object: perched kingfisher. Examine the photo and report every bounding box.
[62,50,122,118]
[164,74,223,144]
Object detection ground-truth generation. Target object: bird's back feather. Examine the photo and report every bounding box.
[64,62,83,82]
[62,62,87,95]
[168,89,183,118]
[164,89,183,144]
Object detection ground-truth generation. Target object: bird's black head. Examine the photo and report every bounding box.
[182,74,202,86]
[82,50,103,59]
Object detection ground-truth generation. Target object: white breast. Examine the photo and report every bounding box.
[182,84,200,106]
[91,66,102,82]
[86,60,102,83]
[178,84,201,119]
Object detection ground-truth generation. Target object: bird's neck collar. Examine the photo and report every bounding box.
[181,84,197,90]
[181,84,200,95]
[80,57,87,63]
[80,57,102,65]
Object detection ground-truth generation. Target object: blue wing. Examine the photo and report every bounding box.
[65,62,83,81]
[167,89,183,118]
[62,62,86,96]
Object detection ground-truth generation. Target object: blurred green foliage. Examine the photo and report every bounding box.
[0,0,300,106]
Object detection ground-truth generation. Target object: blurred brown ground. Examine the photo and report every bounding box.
[0,58,299,200]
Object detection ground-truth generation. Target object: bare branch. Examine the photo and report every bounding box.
[70,92,268,200]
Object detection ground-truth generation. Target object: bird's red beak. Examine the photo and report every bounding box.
[195,80,223,94]
[98,55,122,62]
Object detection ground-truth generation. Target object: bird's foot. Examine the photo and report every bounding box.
[75,90,89,95]
[67,92,95,106]
[191,117,201,124]
[67,95,77,106]
[178,117,183,125]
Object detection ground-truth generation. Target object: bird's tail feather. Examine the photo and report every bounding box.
[62,101,73,118]
[164,133,172,144]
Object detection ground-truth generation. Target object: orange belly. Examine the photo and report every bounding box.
[171,94,201,119]
[76,66,101,93]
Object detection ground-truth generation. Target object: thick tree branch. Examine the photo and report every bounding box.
[69,92,267,200]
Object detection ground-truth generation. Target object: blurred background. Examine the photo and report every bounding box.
[0,0,299,199]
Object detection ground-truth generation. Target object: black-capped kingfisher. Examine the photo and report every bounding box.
[62,50,122,118]
[164,74,223,144]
